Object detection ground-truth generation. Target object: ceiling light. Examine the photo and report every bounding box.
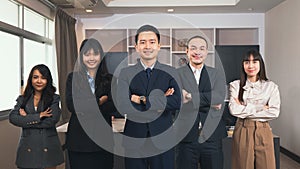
[167,9,174,12]
[85,9,93,13]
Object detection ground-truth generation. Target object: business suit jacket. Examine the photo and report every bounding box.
[177,64,227,143]
[9,94,64,168]
[65,72,114,152]
[117,61,181,149]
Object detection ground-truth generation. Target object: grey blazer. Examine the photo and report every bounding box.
[9,94,64,168]
[177,64,227,143]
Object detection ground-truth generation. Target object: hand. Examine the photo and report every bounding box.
[19,109,27,116]
[264,105,269,109]
[212,104,222,110]
[234,98,242,105]
[131,94,144,104]
[182,89,192,103]
[39,108,52,119]
[256,104,269,112]
[99,95,108,105]
[165,88,174,96]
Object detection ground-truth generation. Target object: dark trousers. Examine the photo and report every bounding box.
[176,139,223,169]
[68,150,113,169]
[125,148,174,169]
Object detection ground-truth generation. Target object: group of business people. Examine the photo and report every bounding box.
[9,24,280,169]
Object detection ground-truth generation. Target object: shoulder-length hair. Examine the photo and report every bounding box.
[238,49,268,102]
[95,54,112,95]
[21,64,56,110]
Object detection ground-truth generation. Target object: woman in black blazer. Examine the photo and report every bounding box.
[65,38,115,169]
[9,64,64,169]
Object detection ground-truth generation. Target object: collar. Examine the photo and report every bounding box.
[86,71,94,79]
[140,60,155,70]
[189,64,204,74]
[243,79,263,91]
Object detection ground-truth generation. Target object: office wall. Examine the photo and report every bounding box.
[75,13,265,55]
[265,0,300,156]
[0,119,20,169]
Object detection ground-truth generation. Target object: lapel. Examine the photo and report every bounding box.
[182,65,199,93]
[134,61,149,93]
[198,65,210,92]
[73,72,95,96]
[26,94,43,114]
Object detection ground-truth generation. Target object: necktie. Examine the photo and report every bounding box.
[88,75,95,94]
[146,68,152,80]
[194,69,200,85]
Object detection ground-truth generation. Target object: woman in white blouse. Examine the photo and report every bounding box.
[229,49,280,169]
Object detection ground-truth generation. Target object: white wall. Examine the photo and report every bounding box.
[265,0,300,156]
[75,13,265,55]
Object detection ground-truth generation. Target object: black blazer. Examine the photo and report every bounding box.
[117,61,181,149]
[177,65,227,143]
[65,72,115,152]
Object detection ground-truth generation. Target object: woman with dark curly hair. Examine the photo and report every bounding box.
[9,64,64,169]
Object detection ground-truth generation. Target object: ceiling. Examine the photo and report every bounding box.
[45,0,286,17]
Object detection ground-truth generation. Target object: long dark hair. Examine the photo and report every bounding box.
[238,49,268,102]
[95,54,112,94]
[21,64,56,110]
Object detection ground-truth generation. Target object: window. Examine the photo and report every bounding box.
[23,39,58,89]
[24,7,46,36]
[0,31,20,111]
[48,20,54,39]
[0,0,20,27]
[0,0,56,113]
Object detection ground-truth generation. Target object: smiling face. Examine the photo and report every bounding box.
[243,55,260,82]
[32,69,47,93]
[83,48,101,72]
[135,31,161,64]
[186,37,208,69]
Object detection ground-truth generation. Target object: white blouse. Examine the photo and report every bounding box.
[229,79,280,121]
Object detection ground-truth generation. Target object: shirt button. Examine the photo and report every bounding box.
[44,148,48,152]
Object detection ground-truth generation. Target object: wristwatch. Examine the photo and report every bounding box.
[140,96,146,104]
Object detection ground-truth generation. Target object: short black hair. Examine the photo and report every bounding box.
[186,35,208,49]
[135,24,160,44]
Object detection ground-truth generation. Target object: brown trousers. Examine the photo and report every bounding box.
[231,118,276,169]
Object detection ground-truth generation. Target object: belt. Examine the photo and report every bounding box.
[237,118,269,127]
